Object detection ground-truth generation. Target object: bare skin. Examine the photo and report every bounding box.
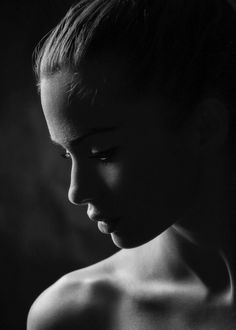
[27,71,236,329]
[28,228,236,330]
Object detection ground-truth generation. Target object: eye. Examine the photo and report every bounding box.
[89,146,118,162]
[61,151,71,160]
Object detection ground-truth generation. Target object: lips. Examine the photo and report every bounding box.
[97,219,120,234]
[88,213,121,234]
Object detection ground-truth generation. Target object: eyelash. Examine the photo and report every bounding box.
[61,147,118,163]
[89,147,118,162]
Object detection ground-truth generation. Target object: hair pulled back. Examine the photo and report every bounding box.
[35,0,236,132]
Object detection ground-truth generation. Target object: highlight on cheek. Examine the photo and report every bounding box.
[99,162,121,187]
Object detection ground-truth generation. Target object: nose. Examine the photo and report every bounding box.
[68,160,96,205]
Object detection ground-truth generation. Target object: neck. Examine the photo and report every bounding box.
[170,226,234,302]
[125,152,235,304]
[133,226,235,304]
[168,149,235,302]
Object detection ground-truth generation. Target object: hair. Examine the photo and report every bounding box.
[34,0,236,130]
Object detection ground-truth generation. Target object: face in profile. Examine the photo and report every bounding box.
[40,69,200,249]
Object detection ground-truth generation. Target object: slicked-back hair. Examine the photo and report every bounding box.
[34,0,236,128]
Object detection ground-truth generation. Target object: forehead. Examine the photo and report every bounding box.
[40,70,169,147]
[40,70,125,144]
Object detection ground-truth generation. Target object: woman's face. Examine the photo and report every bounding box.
[40,70,199,249]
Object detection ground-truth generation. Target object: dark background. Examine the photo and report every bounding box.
[1,2,117,329]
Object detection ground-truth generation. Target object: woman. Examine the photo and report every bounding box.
[27,0,236,328]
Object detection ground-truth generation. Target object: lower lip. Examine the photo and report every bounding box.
[97,218,120,234]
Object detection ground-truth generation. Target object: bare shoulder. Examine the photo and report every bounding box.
[27,252,122,330]
[27,275,87,330]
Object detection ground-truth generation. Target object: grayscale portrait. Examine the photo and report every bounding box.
[2,1,236,329]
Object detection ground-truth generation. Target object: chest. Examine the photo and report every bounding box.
[109,293,236,330]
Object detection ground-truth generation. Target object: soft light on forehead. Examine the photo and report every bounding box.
[40,71,86,146]
[40,70,125,148]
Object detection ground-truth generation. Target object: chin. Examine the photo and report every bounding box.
[111,231,155,249]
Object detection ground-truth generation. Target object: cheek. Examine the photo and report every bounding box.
[98,139,199,222]
[149,148,199,219]
[98,163,122,188]
[122,143,199,220]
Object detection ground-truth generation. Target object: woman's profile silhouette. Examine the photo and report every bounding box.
[27,0,236,329]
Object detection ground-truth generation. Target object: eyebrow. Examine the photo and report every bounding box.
[51,125,120,148]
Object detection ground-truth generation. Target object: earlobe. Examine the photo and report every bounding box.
[193,98,230,153]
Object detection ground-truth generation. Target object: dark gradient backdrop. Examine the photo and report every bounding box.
[1,2,117,329]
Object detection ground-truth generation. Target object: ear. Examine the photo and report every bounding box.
[190,98,230,154]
